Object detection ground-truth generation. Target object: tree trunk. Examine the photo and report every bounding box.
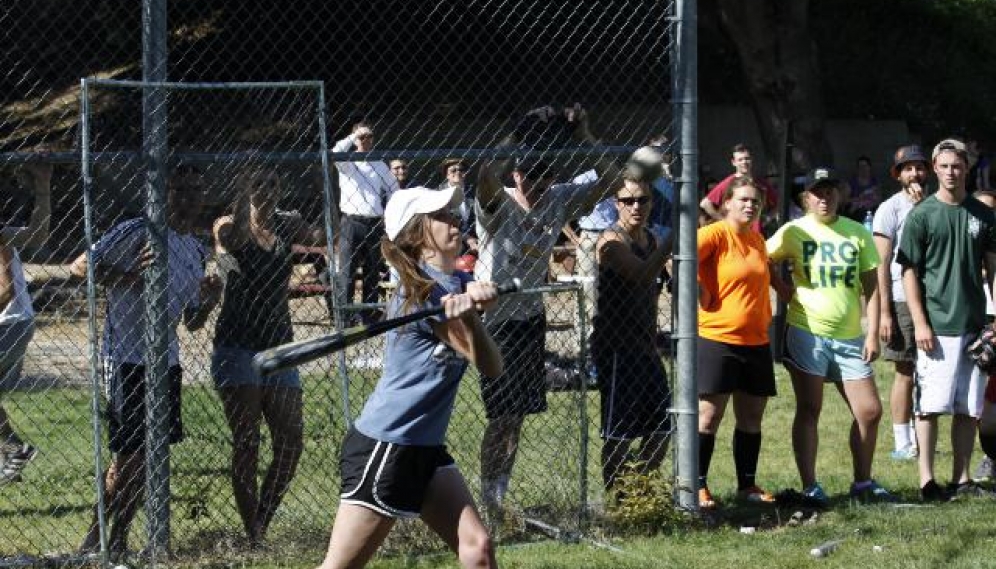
[714,0,833,174]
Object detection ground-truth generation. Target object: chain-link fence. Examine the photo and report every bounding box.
[1,1,688,566]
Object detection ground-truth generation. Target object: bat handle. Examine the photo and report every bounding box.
[496,279,521,296]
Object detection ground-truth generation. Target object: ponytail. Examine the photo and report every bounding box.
[380,214,435,315]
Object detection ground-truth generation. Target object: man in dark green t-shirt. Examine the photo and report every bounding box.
[897,138,996,501]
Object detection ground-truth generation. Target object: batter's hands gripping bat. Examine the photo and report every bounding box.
[252,279,525,376]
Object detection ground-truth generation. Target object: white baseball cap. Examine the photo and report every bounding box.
[384,186,464,241]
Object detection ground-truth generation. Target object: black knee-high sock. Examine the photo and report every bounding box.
[733,429,762,490]
[980,432,996,461]
[698,432,716,487]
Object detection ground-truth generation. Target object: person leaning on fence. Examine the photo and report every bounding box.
[767,167,897,506]
[211,170,328,545]
[0,162,51,485]
[474,105,619,517]
[75,170,222,554]
[333,121,400,324]
[591,172,672,494]
[872,145,929,462]
[695,176,778,510]
[316,186,501,569]
[896,139,996,502]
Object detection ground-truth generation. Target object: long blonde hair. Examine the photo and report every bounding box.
[380,214,436,315]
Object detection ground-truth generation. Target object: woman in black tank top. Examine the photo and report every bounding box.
[211,171,327,544]
[591,177,673,493]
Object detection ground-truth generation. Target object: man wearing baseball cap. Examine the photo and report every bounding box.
[872,145,929,462]
[897,138,996,500]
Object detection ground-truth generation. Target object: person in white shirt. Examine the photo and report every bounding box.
[76,170,222,553]
[0,163,51,485]
[334,122,400,321]
[474,106,619,516]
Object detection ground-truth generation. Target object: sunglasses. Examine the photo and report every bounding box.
[428,207,462,224]
[617,196,652,206]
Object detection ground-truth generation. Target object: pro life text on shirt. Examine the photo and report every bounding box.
[800,240,859,288]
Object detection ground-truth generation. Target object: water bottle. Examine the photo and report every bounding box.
[810,539,843,558]
[863,210,874,233]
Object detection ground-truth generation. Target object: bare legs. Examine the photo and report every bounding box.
[81,452,146,553]
[788,365,882,488]
[219,385,304,544]
[316,467,494,569]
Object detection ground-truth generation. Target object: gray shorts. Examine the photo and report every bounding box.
[882,302,916,363]
[0,319,34,395]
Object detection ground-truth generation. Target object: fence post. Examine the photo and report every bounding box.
[142,0,171,558]
[673,0,699,511]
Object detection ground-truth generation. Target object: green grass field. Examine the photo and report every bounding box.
[4,358,996,568]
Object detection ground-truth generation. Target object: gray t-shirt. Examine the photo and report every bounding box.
[871,190,917,302]
[354,265,473,446]
[474,183,592,323]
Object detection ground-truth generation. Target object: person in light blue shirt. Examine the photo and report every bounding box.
[317,186,502,569]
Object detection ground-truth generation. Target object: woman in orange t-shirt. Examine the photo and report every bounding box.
[695,177,776,509]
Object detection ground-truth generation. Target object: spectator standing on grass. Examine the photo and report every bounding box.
[971,189,996,483]
[591,174,671,493]
[897,139,996,501]
[872,145,929,462]
[0,163,51,485]
[699,143,778,232]
[695,177,777,509]
[334,121,399,323]
[211,170,327,545]
[474,105,619,518]
[76,170,222,554]
[767,167,896,506]
[316,186,501,569]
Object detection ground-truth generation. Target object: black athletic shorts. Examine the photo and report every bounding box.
[479,314,548,419]
[339,427,455,518]
[696,337,777,397]
[107,362,184,454]
[593,348,672,440]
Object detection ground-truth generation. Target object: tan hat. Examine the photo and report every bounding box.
[931,139,969,162]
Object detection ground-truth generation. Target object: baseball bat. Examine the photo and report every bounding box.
[252,279,532,376]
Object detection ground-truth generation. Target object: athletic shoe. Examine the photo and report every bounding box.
[920,479,949,503]
[802,482,829,507]
[973,456,996,483]
[850,480,899,504]
[0,443,38,483]
[890,446,918,461]
[737,485,776,504]
[948,481,995,500]
[698,486,717,510]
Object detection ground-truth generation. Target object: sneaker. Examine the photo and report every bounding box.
[890,446,918,461]
[850,480,899,504]
[0,443,38,482]
[973,456,996,483]
[737,485,776,504]
[948,480,995,500]
[698,486,718,510]
[920,479,949,503]
[802,482,829,507]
